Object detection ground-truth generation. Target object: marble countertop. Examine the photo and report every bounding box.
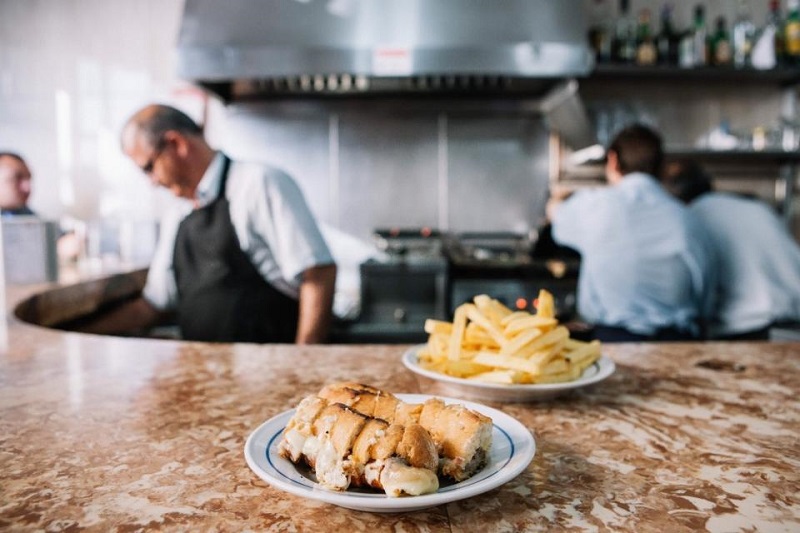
[1,279,799,531]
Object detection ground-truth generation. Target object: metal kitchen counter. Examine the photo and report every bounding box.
[1,274,798,531]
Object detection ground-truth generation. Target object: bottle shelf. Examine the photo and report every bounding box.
[565,150,800,172]
[665,149,800,163]
[589,64,800,85]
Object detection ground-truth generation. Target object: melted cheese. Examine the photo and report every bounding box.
[314,437,349,490]
[364,460,384,487]
[280,428,306,462]
[379,458,439,497]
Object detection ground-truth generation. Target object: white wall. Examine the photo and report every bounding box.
[0,0,192,224]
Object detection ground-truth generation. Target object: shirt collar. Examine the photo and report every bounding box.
[620,172,659,189]
[1,206,35,217]
[194,152,225,208]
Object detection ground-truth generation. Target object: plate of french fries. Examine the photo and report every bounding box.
[402,290,615,402]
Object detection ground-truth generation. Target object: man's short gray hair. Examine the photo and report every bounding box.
[128,105,203,148]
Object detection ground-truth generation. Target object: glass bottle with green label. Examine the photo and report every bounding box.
[712,16,733,66]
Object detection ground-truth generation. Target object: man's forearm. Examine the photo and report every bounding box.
[78,296,162,336]
[295,264,337,344]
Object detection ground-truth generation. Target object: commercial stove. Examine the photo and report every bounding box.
[337,228,448,343]
[444,229,579,319]
[335,227,579,343]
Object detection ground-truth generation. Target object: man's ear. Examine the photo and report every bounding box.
[606,150,619,172]
[605,150,622,184]
[163,130,189,157]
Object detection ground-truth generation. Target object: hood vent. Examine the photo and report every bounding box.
[217,75,566,101]
[177,0,594,102]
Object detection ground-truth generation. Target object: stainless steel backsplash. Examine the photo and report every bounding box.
[219,102,551,241]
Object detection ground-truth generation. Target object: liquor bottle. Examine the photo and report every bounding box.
[613,0,637,63]
[712,16,733,66]
[588,0,615,63]
[656,2,680,66]
[752,0,781,69]
[691,4,709,67]
[768,0,785,65]
[732,0,755,68]
[636,9,658,65]
[679,25,696,67]
[786,0,800,65]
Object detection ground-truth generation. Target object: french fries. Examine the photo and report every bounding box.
[417,290,601,385]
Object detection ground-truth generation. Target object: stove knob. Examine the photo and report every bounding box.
[393,308,407,323]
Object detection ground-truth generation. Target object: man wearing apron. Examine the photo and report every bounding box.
[94,104,336,344]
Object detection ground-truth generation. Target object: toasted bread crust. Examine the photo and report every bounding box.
[397,423,438,471]
[318,382,493,481]
[351,418,389,464]
[318,382,401,421]
[311,403,368,457]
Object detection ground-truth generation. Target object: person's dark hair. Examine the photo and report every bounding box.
[129,105,203,148]
[0,152,26,164]
[661,158,714,204]
[608,124,664,177]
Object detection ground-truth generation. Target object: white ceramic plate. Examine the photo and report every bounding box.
[402,345,616,402]
[244,394,535,513]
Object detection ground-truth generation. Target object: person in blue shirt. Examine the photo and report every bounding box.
[0,152,35,217]
[0,151,85,261]
[662,158,800,340]
[547,124,713,342]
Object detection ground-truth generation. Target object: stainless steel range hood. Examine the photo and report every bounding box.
[176,0,594,102]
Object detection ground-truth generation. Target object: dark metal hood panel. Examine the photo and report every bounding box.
[177,0,593,101]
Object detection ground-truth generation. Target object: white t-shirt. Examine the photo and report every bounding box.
[143,153,333,311]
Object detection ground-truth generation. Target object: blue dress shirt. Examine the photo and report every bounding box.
[552,173,713,336]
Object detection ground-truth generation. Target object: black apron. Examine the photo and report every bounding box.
[173,155,299,343]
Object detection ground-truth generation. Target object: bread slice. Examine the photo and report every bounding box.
[419,398,492,481]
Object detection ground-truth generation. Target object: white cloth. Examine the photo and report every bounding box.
[552,173,713,336]
[690,192,800,336]
[143,153,333,311]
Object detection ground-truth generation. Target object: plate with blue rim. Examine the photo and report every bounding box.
[244,393,535,513]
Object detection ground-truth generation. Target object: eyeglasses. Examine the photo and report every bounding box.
[140,141,166,175]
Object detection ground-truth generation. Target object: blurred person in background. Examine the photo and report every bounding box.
[85,104,336,344]
[0,152,34,216]
[547,124,714,342]
[0,152,82,260]
[662,158,800,340]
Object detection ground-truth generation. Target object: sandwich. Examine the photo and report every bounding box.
[278,395,439,497]
[318,382,493,481]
